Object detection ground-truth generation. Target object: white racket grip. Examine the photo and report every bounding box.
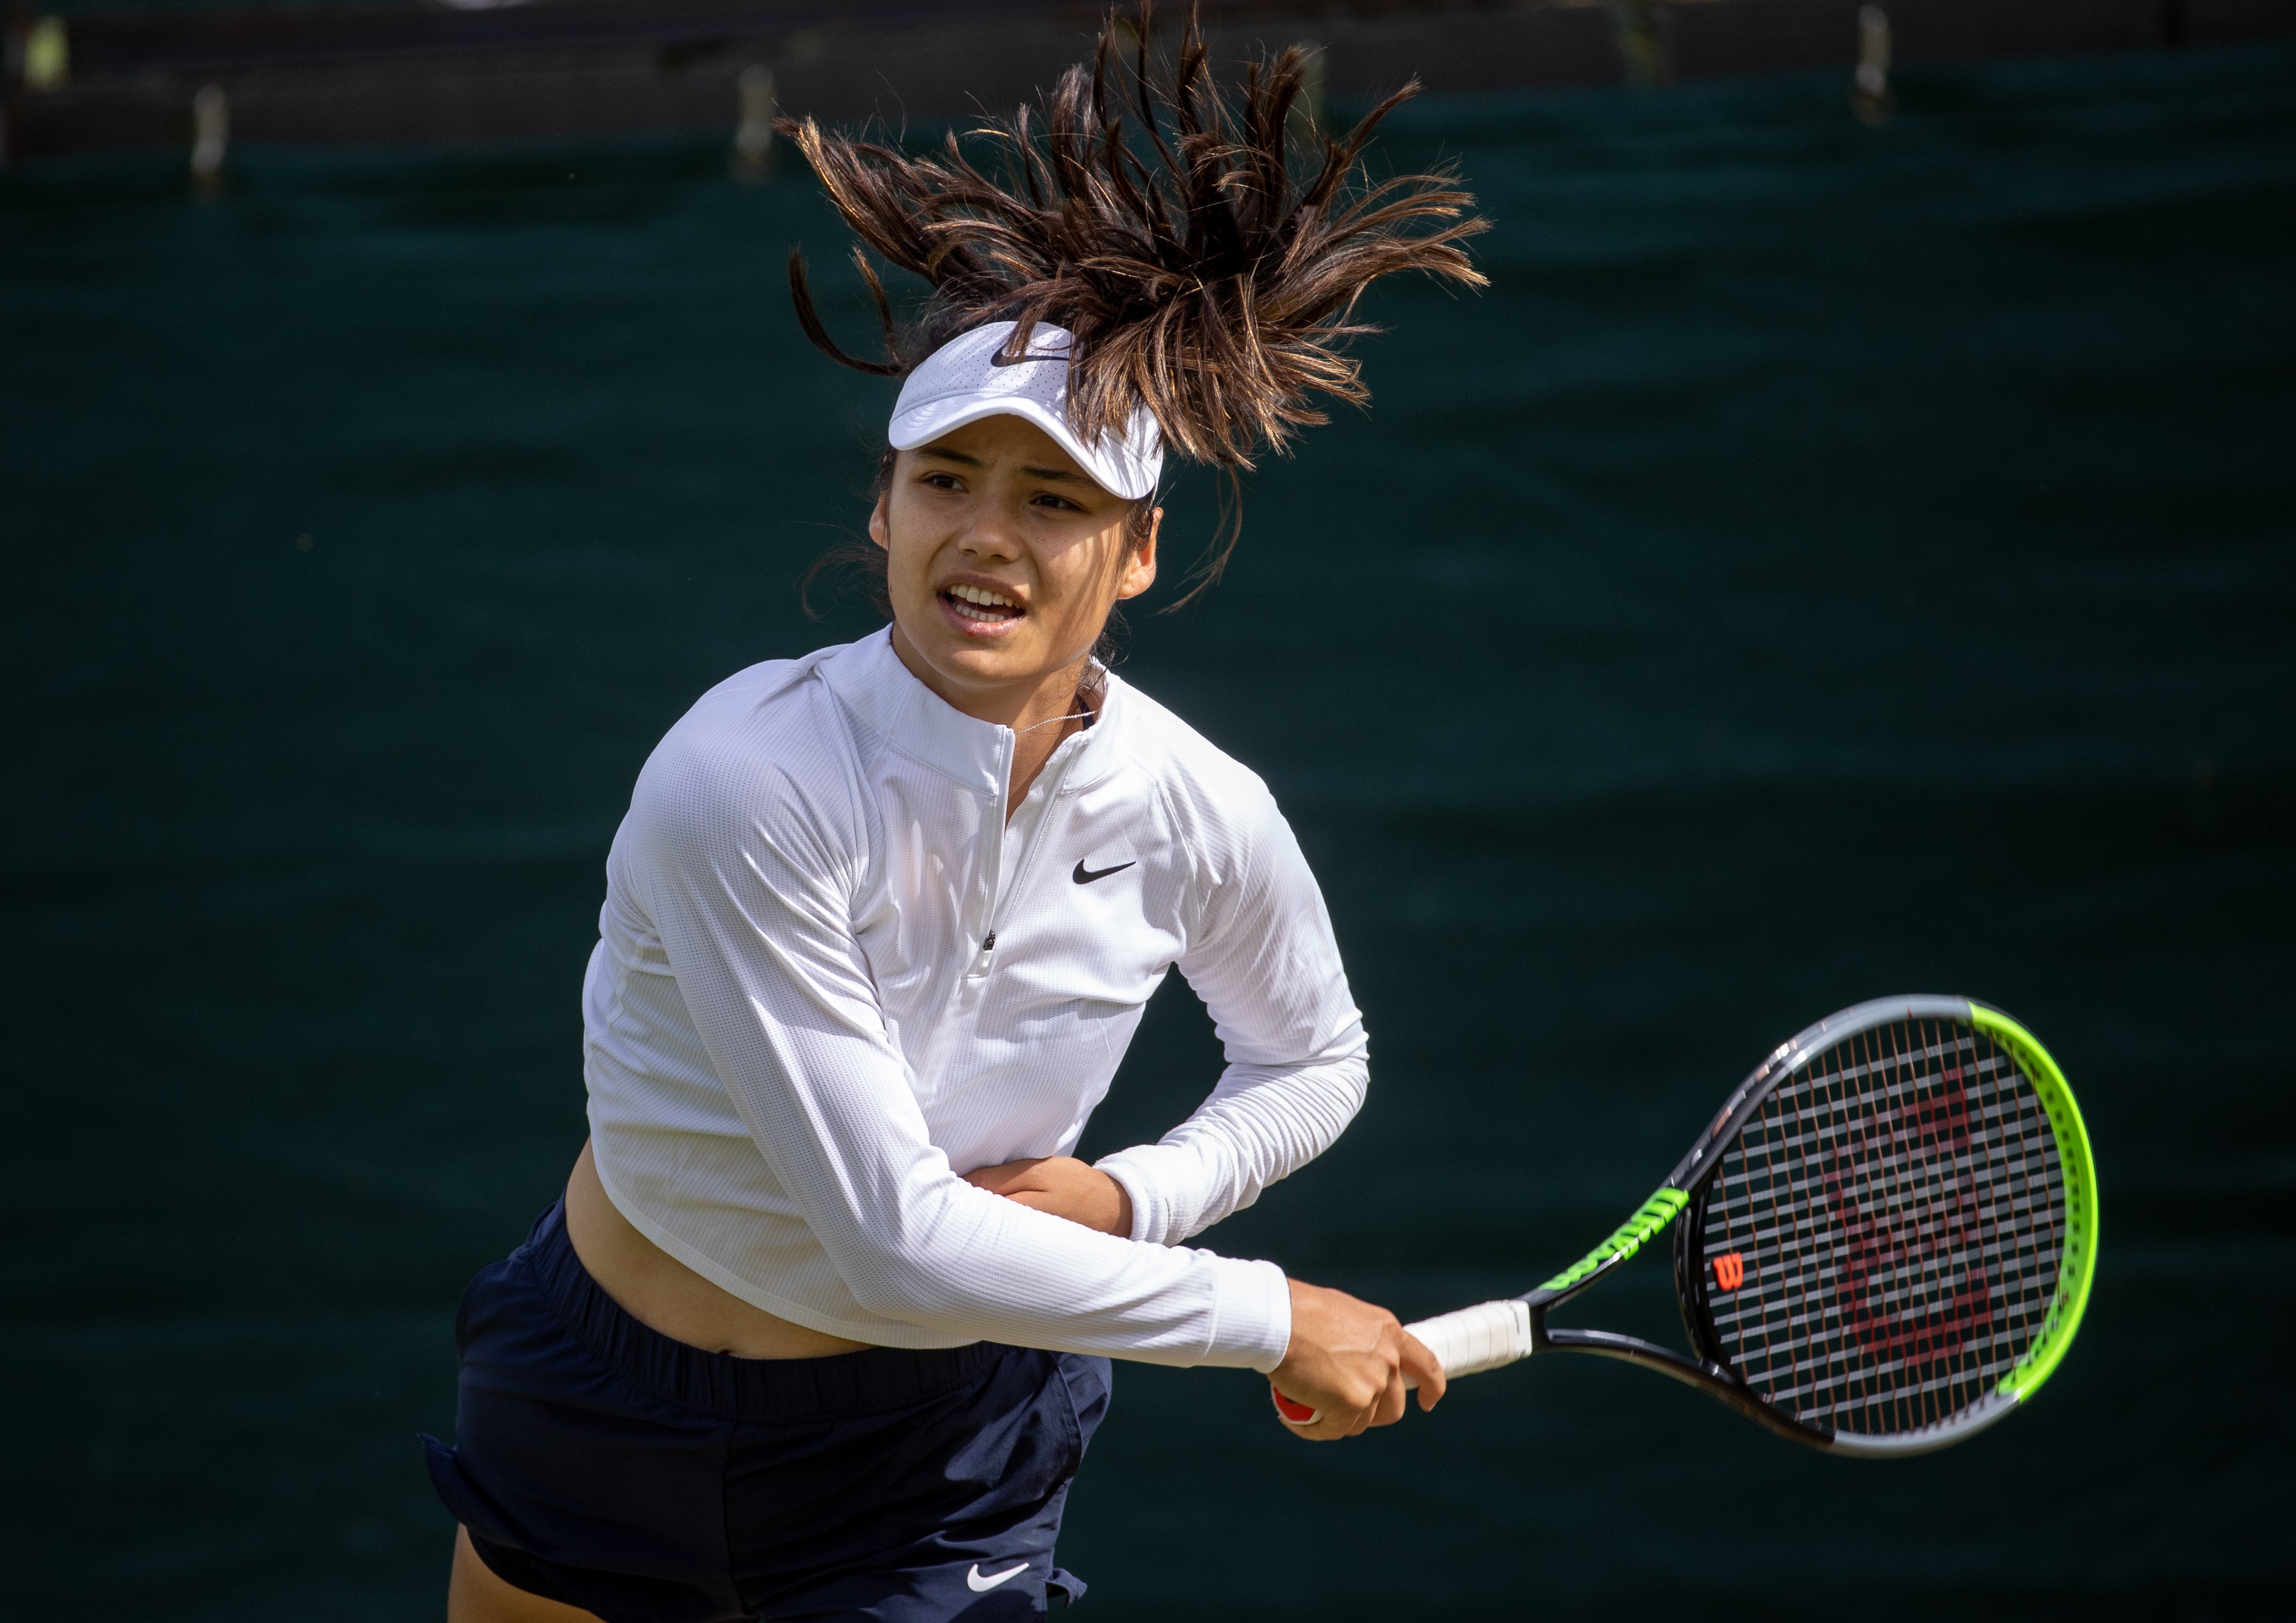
[1272,1299,1531,1424]
[1403,1299,1534,1387]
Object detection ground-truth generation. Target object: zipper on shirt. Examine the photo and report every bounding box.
[964,731,1014,981]
[964,725,1087,982]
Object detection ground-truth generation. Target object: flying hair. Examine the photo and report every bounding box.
[780,3,1489,601]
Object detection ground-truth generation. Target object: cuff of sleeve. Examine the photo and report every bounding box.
[1094,1147,1178,1247]
[1208,1256,1293,1374]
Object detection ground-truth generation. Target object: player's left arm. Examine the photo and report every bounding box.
[962,1154,1134,1234]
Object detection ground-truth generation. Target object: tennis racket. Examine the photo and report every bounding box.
[1273,995,2098,1456]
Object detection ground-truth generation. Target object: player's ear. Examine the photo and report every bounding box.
[868,490,891,552]
[1115,508,1160,602]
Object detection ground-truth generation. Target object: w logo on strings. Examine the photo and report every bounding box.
[1711,1252,1746,1291]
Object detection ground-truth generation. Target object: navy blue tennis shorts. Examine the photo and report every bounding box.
[422,1202,1109,1622]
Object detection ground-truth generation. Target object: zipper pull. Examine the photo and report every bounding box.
[968,932,998,979]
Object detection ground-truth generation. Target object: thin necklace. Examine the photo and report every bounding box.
[1018,673,1102,736]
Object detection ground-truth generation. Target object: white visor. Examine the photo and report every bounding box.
[887,321,1163,502]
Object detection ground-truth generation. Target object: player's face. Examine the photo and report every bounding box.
[872,414,1159,717]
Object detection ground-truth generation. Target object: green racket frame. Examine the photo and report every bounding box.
[1515,995,2098,1456]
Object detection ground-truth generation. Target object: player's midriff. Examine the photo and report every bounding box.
[564,1141,873,1359]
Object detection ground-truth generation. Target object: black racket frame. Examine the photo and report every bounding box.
[1511,1000,1973,1450]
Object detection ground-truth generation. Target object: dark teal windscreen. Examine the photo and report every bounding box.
[4,40,2292,1623]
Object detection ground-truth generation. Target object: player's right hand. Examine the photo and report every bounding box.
[1268,1278,1447,1440]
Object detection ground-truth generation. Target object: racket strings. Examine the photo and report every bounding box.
[1701,1018,2065,1437]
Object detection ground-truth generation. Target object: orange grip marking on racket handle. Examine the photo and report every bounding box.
[1271,1384,1319,1424]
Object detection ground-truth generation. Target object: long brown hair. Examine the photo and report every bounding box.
[781,3,1489,602]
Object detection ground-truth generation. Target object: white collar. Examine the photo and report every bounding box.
[819,628,1126,801]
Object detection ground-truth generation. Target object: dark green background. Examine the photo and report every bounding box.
[5,42,2293,1620]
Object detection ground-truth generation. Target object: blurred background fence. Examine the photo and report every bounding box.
[6,0,2295,162]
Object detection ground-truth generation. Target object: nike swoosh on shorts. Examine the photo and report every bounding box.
[967,1561,1031,1593]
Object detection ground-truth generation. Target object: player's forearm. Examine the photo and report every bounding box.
[963,1155,1135,1237]
[1096,1052,1367,1246]
[823,1184,1293,1369]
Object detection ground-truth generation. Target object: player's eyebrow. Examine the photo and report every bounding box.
[916,447,1090,487]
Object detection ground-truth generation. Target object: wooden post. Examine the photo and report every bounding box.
[1610,2,1671,88]
[190,82,227,196]
[1851,6,1894,124]
[1286,41,1325,164]
[732,63,775,184]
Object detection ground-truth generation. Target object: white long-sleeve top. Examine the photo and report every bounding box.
[581,629,1368,1372]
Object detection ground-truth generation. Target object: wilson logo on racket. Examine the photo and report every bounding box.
[1825,1073,1991,1370]
[1711,1252,1746,1291]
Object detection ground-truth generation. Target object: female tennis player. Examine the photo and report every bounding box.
[425,16,1486,1621]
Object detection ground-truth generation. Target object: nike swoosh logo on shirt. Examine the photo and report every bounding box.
[967,1561,1031,1593]
[1073,858,1136,885]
